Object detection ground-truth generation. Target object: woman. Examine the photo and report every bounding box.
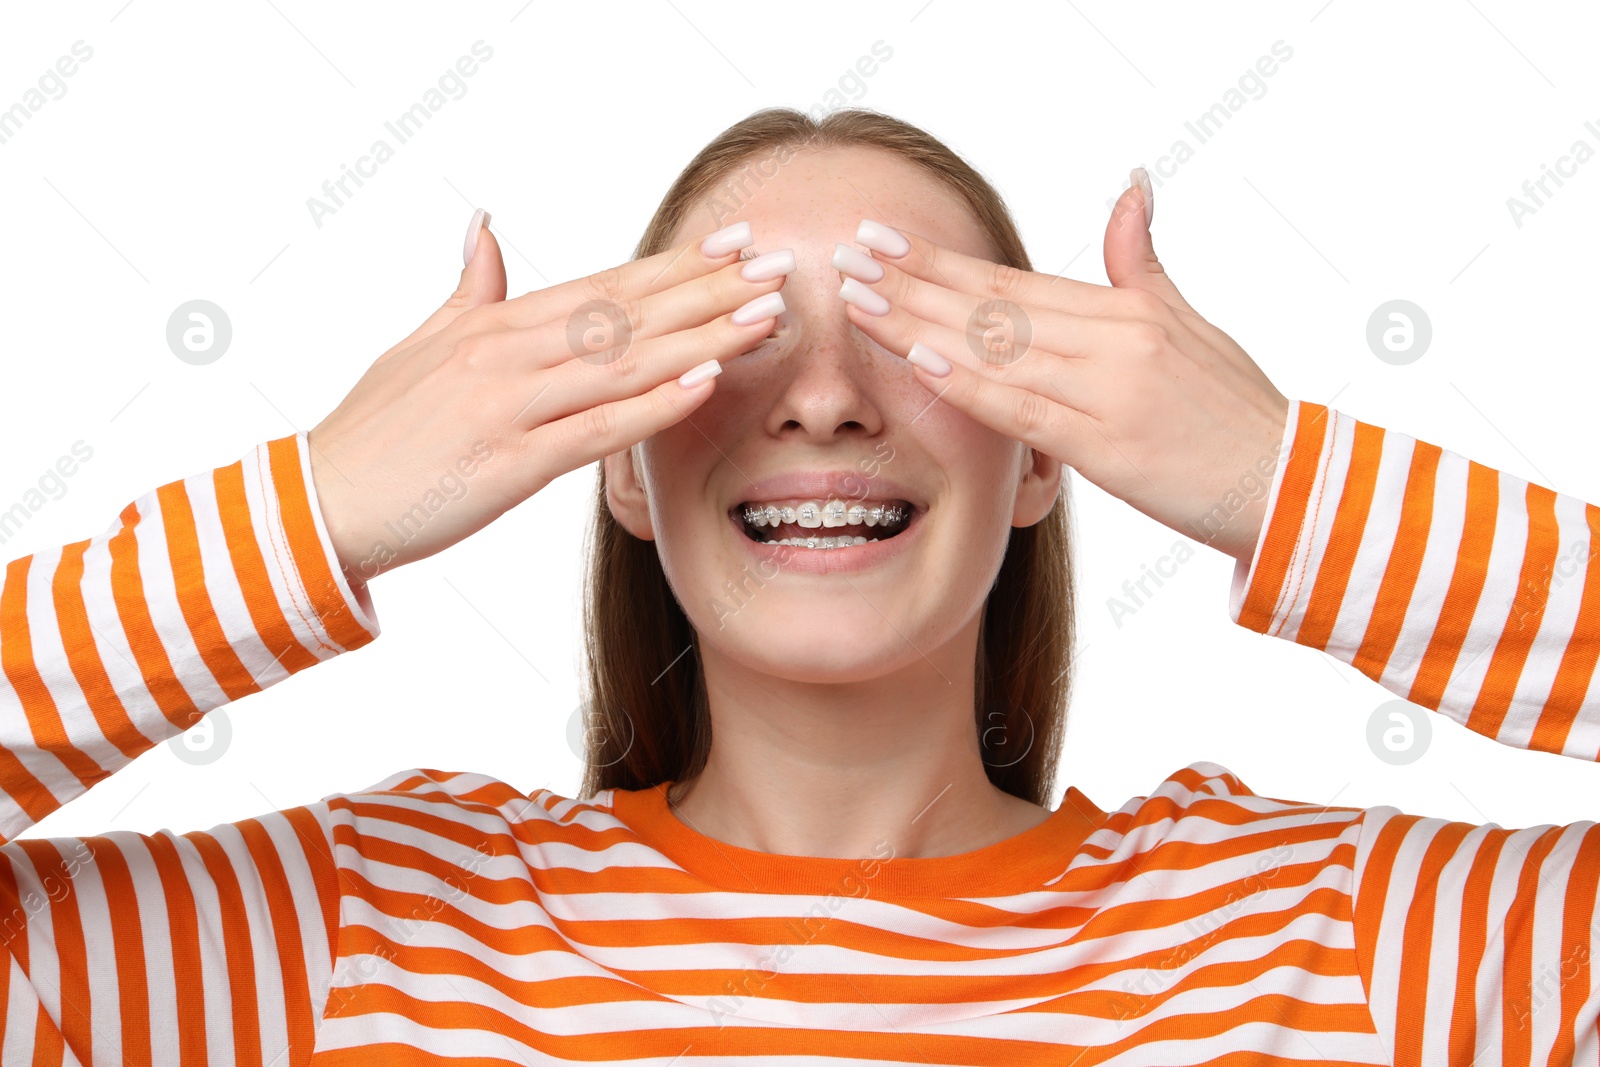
[0,108,1593,1064]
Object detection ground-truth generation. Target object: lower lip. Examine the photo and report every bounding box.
[729,508,924,574]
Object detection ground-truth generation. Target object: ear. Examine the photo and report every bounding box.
[603,446,656,541]
[1013,445,1064,527]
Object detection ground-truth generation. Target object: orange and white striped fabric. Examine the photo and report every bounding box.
[0,399,1594,1064]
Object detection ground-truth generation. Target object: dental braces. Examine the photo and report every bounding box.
[741,501,908,528]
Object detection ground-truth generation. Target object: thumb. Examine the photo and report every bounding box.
[450,207,508,309]
[387,208,508,355]
[1102,168,1193,314]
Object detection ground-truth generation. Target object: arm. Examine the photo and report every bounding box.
[0,432,377,1062]
[1231,399,1599,760]
[1232,399,1600,1063]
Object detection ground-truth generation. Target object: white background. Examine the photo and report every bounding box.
[1,1,1595,842]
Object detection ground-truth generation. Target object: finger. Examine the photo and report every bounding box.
[385,209,508,358]
[570,251,791,360]
[848,219,1124,317]
[1103,170,1195,314]
[522,361,725,491]
[838,283,1114,409]
[484,221,762,331]
[890,337,1105,474]
[505,303,781,431]
[457,252,789,374]
[835,243,1136,361]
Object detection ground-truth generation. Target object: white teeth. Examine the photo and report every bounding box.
[797,502,822,529]
[780,506,797,524]
[765,535,877,548]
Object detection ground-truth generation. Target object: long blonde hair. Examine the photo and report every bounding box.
[580,108,1076,807]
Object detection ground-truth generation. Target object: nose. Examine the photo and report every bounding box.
[760,250,888,441]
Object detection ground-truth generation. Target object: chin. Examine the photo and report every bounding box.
[699,604,930,685]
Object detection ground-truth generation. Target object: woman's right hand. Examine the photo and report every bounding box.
[306,212,788,587]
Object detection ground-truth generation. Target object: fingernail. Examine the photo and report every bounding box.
[732,291,785,325]
[906,341,951,377]
[739,248,796,282]
[678,358,722,388]
[702,221,753,257]
[463,207,491,266]
[839,276,889,316]
[831,242,884,283]
[856,219,910,257]
[1130,167,1154,227]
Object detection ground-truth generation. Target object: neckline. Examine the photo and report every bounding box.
[609,781,1107,897]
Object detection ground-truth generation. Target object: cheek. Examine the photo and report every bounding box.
[906,405,1023,501]
[664,382,750,447]
[639,442,734,603]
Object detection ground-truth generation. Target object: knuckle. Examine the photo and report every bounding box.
[588,266,626,305]
[621,296,648,339]
[607,344,641,379]
[1124,320,1169,359]
[986,260,1024,300]
[1122,287,1167,319]
[1011,389,1053,437]
[579,400,616,443]
[452,331,491,371]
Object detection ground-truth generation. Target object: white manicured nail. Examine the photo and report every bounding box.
[739,248,796,281]
[907,342,951,377]
[732,291,785,325]
[831,242,884,282]
[678,358,722,388]
[1130,166,1154,227]
[463,207,491,266]
[855,219,910,257]
[702,221,753,257]
[839,276,889,316]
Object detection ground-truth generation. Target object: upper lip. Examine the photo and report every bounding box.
[732,470,924,511]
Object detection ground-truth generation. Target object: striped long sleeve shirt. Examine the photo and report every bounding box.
[0,398,1595,1065]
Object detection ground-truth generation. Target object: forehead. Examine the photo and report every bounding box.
[671,144,999,262]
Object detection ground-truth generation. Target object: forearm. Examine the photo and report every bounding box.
[0,433,378,842]
[1232,399,1599,761]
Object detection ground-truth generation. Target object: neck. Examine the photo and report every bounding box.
[669,612,1049,860]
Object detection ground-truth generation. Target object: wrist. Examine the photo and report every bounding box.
[306,432,368,582]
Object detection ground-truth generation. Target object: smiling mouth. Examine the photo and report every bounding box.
[734,499,916,546]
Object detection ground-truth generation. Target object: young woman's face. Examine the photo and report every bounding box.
[608,145,1062,683]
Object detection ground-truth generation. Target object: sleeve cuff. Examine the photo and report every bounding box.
[254,432,380,656]
[1229,399,1341,632]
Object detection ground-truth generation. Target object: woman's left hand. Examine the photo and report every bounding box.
[837,170,1293,565]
